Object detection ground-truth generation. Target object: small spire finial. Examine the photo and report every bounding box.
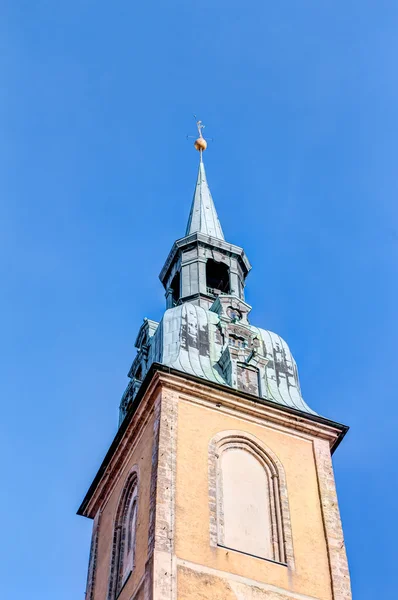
[193,116,207,152]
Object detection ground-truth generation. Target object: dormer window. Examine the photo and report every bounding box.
[228,335,248,349]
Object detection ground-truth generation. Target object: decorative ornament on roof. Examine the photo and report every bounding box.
[184,122,225,240]
[194,117,208,152]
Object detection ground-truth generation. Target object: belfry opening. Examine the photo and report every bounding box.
[206,259,230,296]
[170,271,180,306]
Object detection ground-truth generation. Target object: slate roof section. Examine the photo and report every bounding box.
[185,155,225,240]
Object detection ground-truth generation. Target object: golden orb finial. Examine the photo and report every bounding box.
[194,137,207,151]
[194,119,207,152]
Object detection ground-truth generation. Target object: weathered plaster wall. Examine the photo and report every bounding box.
[177,563,320,600]
[174,399,333,600]
[81,373,350,600]
[93,409,156,600]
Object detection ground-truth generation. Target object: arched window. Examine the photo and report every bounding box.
[221,446,272,558]
[208,432,294,567]
[108,470,139,599]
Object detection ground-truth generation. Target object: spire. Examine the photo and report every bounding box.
[185,120,225,240]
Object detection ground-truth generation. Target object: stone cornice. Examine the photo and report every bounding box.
[156,371,346,449]
[77,364,348,520]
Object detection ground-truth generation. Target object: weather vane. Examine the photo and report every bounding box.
[187,115,210,152]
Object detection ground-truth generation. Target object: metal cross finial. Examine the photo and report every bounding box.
[187,116,211,152]
[195,117,205,139]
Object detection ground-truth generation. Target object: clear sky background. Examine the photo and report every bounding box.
[1,1,397,598]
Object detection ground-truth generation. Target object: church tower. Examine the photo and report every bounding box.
[78,122,352,600]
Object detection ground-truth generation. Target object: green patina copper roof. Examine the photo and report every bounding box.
[119,149,317,424]
[120,298,316,424]
[185,154,225,240]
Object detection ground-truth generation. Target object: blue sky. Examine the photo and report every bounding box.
[1,1,397,597]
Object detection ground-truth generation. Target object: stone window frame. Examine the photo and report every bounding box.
[208,430,294,568]
[107,467,140,599]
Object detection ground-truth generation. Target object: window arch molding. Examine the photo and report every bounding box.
[107,466,140,599]
[208,430,294,568]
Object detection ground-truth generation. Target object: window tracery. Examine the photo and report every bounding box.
[107,470,139,599]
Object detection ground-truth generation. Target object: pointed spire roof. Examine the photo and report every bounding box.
[185,154,225,240]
